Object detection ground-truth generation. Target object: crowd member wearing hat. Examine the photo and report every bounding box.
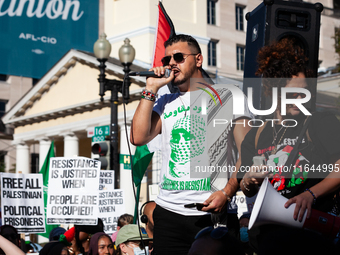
[115,225,152,255]
[111,214,133,243]
[49,227,67,242]
[88,232,114,255]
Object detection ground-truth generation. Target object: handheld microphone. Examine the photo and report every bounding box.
[129,69,171,78]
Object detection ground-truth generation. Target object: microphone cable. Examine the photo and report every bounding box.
[121,72,148,255]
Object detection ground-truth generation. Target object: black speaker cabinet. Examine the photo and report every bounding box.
[243,0,323,112]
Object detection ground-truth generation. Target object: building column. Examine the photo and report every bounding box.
[39,139,51,170]
[120,125,136,215]
[16,142,30,174]
[64,133,79,157]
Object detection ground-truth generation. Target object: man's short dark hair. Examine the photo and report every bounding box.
[164,34,202,54]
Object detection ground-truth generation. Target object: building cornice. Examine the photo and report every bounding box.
[12,109,135,144]
[3,50,145,126]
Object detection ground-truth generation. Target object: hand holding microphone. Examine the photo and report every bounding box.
[134,66,174,95]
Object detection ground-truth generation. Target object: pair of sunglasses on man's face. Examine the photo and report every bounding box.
[161,52,198,66]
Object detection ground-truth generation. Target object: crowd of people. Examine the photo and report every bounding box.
[2,35,340,255]
[0,209,252,255]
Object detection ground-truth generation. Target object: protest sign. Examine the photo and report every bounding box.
[1,173,45,233]
[99,170,115,190]
[98,170,126,234]
[46,157,100,225]
[236,191,257,217]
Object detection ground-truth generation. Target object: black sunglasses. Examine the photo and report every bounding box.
[195,226,229,240]
[286,92,307,99]
[161,52,198,66]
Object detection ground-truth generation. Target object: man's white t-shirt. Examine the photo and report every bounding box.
[153,84,252,215]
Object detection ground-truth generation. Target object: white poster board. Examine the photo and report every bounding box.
[236,191,257,218]
[1,173,45,233]
[98,170,125,234]
[46,157,100,225]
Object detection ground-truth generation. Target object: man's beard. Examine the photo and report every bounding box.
[173,65,196,87]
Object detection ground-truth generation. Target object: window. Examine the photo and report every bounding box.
[207,0,216,25]
[31,153,39,173]
[236,45,245,71]
[0,151,5,172]
[236,5,245,31]
[0,100,7,119]
[208,41,217,66]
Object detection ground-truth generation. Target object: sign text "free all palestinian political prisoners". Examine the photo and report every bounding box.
[1,173,45,233]
[47,157,100,225]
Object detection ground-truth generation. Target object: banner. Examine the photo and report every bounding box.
[46,157,100,225]
[1,173,45,233]
[0,0,98,78]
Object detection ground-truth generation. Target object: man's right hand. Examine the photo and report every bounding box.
[146,65,174,93]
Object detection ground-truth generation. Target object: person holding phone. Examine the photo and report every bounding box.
[130,34,252,255]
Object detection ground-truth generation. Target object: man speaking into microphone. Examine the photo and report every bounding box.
[130,34,251,255]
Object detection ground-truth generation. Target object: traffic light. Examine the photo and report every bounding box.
[91,141,110,170]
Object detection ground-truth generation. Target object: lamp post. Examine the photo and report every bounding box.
[93,33,135,187]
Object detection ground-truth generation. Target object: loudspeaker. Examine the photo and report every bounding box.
[249,178,340,238]
[243,0,323,111]
[249,178,306,229]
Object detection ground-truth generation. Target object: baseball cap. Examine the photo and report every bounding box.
[115,224,152,246]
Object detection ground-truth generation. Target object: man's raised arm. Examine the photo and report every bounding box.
[130,66,174,146]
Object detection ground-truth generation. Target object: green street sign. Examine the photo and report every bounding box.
[119,154,134,170]
[92,125,110,142]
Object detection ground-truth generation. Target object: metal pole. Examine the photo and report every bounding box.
[110,84,119,188]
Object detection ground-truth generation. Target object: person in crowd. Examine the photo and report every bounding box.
[115,225,152,255]
[49,227,67,242]
[130,33,252,254]
[111,214,133,243]
[0,235,25,255]
[59,227,75,254]
[237,38,340,252]
[238,213,253,255]
[70,218,104,255]
[140,201,156,238]
[0,225,21,254]
[88,232,114,255]
[39,241,70,255]
[188,226,244,255]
